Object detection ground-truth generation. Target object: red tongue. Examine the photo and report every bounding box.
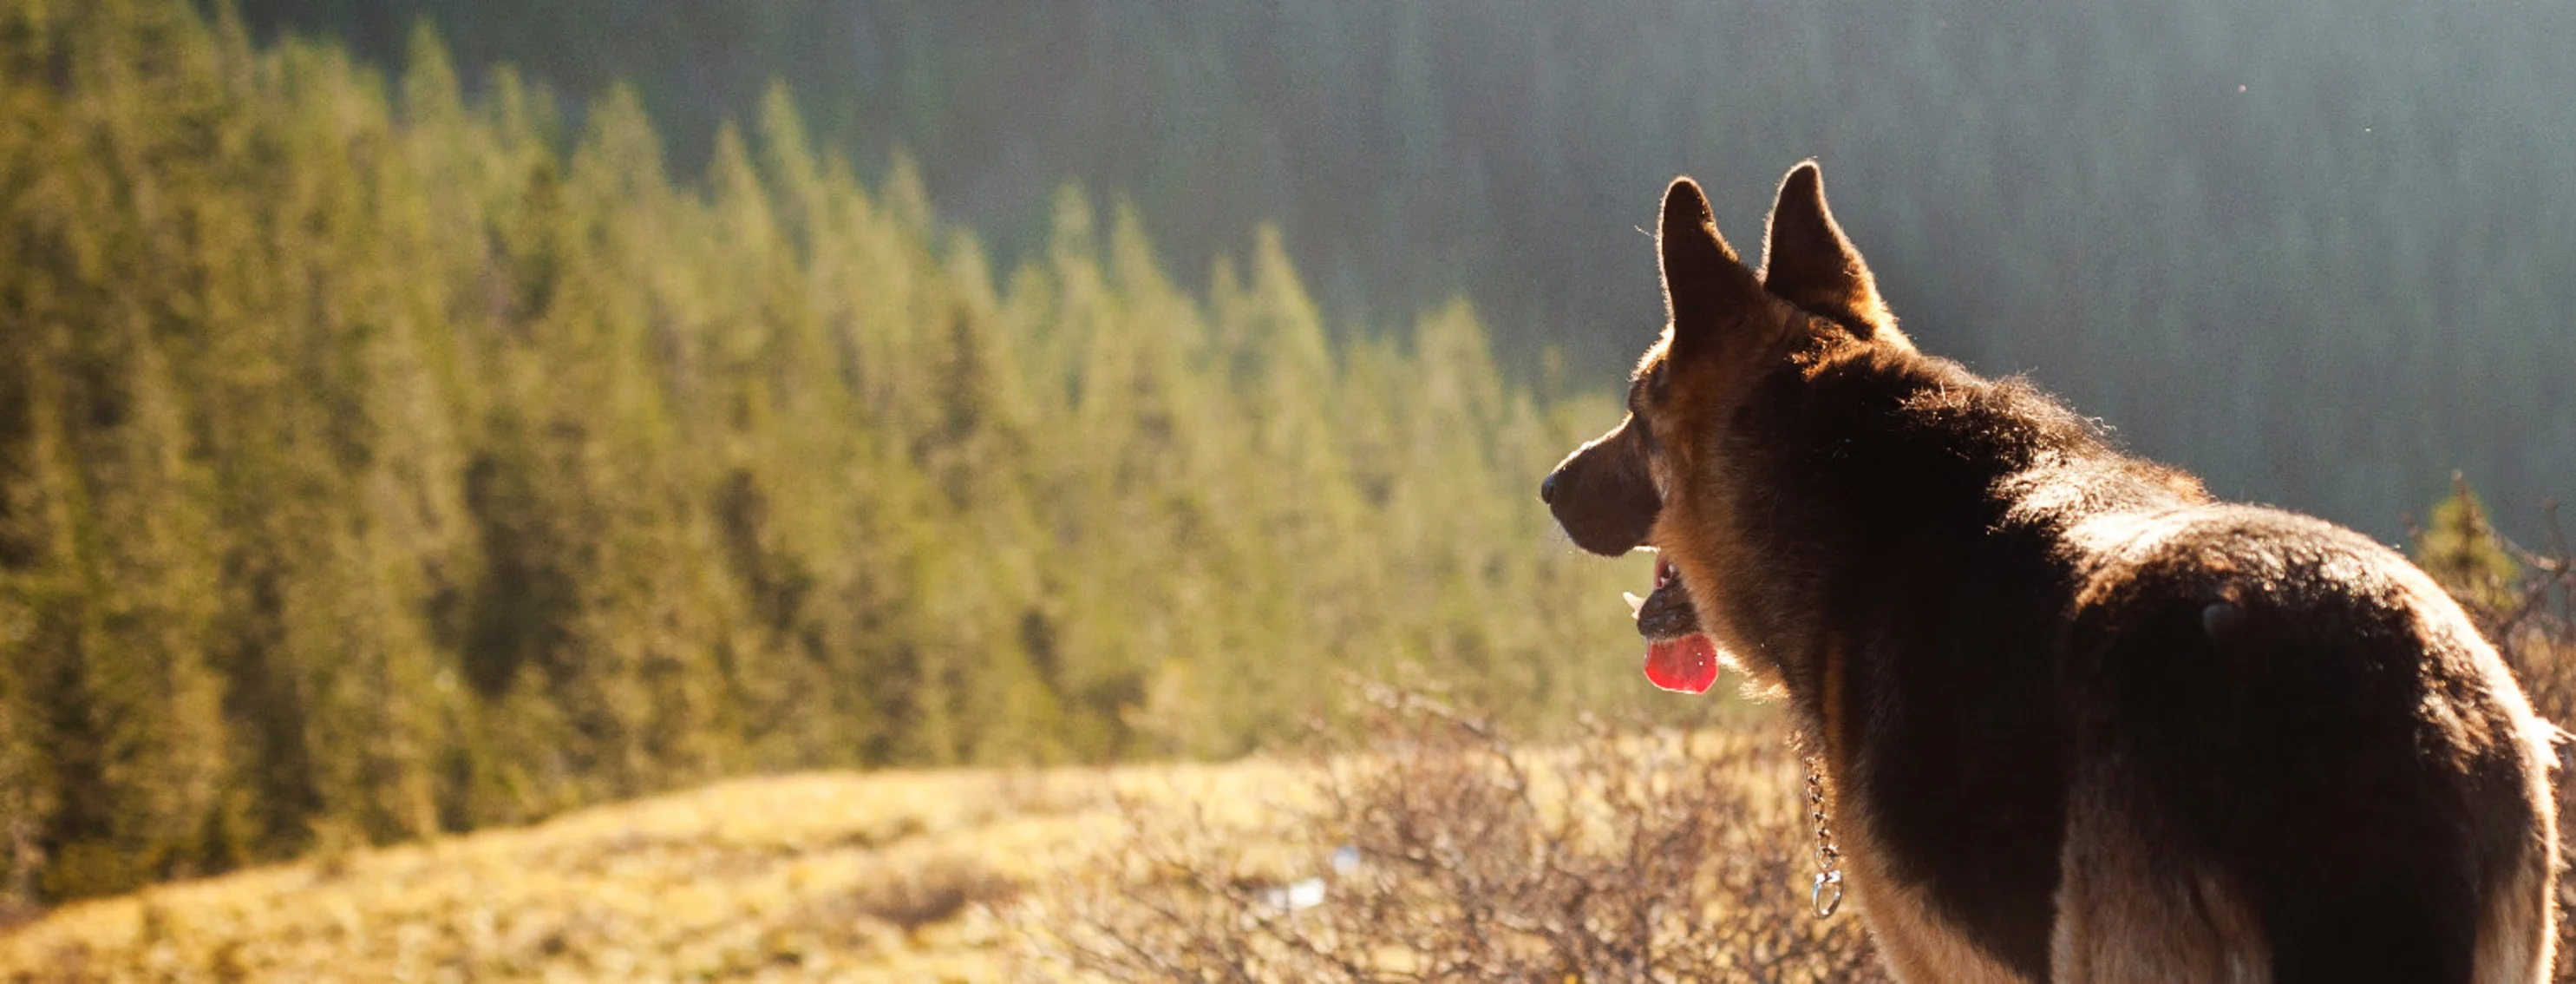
[1644,634,1721,694]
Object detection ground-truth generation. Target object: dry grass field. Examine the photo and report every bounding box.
[0,760,1315,982]
[0,693,1886,983]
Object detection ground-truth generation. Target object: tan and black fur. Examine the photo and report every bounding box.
[1541,163,2560,982]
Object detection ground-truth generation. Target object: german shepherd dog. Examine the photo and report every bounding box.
[1541,163,2560,982]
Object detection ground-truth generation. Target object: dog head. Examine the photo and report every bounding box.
[1541,162,1906,691]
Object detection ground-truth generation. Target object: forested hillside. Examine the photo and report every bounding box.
[0,2,1644,906]
[234,0,2576,541]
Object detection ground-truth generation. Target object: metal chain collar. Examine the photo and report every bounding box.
[1802,754,1845,918]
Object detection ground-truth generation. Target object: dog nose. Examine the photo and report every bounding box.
[1540,471,1559,504]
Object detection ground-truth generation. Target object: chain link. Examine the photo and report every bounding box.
[1802,755,1845,918]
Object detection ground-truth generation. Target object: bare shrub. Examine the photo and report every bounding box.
[849,854,1021,937]
[1036,686,1883,981]
[2474,511,2576,731]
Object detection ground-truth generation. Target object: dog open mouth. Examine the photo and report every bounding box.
[1623,554,1719,693]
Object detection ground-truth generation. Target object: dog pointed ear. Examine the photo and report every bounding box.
[1761,161,1898,338]
[1658,177,1769,357]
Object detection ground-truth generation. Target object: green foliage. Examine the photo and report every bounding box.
[2415,474,2521,615]
[0,3,1652,905]
[233,0,2576,541]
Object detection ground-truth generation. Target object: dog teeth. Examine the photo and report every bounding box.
[1624,591,1647,615]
